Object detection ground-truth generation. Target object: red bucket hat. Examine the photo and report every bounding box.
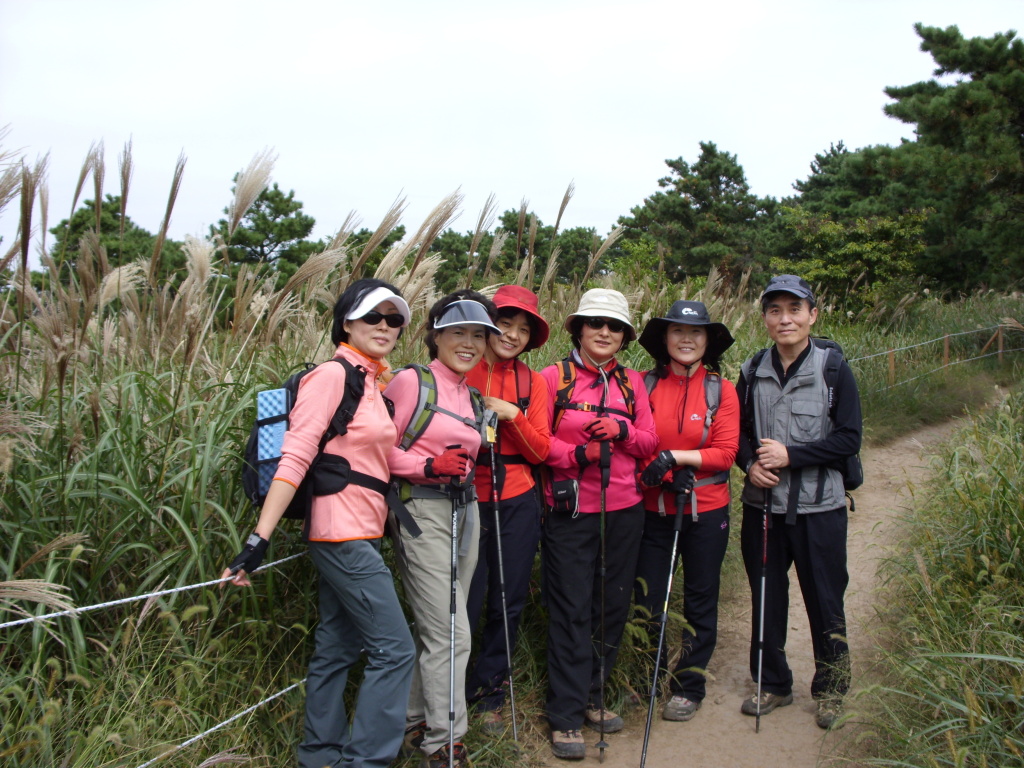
[492,285,550,351]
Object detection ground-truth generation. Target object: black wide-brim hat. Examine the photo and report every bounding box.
[639,300,735,363]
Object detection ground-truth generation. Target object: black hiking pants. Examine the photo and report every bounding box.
[740,503,851,701]
[633,505,730,702]
[465,490,542,711]
[542,503,644,732]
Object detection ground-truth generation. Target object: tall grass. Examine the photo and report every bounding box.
[1,143,1022,767]
[854,389,1024,767]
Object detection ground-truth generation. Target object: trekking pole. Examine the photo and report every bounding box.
[639,482,689,768]
[446,445,462,762]
[755,485,772,734]
[596,440,611,763]
[488,439,519,741]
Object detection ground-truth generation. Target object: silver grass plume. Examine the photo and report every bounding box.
[463,193,497,288]
[404,190,463,279]
[346,195,407,286]
[91,141,105,233]
[149,151,186,287]
[580,225,624,286]
[99,261,147,311]
[227,148,277,239]
[552,181,574,238]
[118,139,133,241]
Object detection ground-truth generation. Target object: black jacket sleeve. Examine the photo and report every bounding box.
[735,367,756,473]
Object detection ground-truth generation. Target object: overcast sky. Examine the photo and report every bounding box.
[2,0,1021,261]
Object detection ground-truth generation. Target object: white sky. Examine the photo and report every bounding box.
[1,0,1021,261]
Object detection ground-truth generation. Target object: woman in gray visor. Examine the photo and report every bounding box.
[385,290,501,768]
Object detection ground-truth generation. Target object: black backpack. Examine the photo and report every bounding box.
[743,338,864,494]
[241,357,389,520]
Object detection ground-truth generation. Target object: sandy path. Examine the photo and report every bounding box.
[534,420,960,768]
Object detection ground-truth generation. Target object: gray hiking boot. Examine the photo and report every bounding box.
[550,729,586,760]
[662,694,701,722]
[583,706,623,733]
[740,691,793,716]
[815,697,844,729]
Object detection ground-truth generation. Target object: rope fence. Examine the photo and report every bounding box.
[0,552,307,631]
[2,319,1021,767]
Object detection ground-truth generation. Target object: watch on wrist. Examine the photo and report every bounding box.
[246,532,264,548]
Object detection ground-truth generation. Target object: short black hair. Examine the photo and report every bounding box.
[331,278,405,345]
[425,289,498,359]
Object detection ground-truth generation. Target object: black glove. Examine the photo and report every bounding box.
[668,466,696,496]
[228,533,269,575]
[640,450,676,488]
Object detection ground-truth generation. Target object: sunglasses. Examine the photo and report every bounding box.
[358,311,404,328]
[582,316,627,334]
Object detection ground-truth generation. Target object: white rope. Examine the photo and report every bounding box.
[870,346,1024,392]
[133,679,306,768]
[0,552,307,630]
[848,325,1002,363]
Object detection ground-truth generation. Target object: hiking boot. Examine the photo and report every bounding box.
[662,694,701,722]
[402,721,427,756]
[584,706,623,733]
[550,729,586,760]
[740,691,794,716]
[477,709,504,735]
[815,698,844,730]
[421,741,468,768]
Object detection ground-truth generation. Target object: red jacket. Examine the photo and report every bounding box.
[642,364,739,515]
[467,358,551,502]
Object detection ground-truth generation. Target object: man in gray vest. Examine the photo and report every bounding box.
[736,275,862,730]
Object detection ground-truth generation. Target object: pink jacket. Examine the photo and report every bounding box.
[275,343,395,542]
[541,352,658,513]
[385,358,483,483]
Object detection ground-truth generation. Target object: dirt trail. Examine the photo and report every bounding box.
[536,420,961,768]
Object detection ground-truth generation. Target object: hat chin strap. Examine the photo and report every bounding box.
[669,358,701,377]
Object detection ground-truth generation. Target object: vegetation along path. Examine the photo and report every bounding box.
[535,418,962,768]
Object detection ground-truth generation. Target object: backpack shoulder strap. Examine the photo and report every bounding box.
[742,349,769,441]
[326,357,367,439]
[643,369,659,396]
[552,359,577,432]
[612,365,636,420]
[398,364,437,451]
[821,345,842,420]
[513,359,532,413]
[697,372,721,448]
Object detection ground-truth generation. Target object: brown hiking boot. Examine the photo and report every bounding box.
[583,706,623,733]
[421,742,468,768]
[402,721,427,756]
[740,691,794,716]
[550,729,586,760]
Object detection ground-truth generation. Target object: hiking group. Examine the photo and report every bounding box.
[221,273,863,768]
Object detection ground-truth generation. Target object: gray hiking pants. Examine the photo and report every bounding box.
[299,539,415,768]
[394,495,479,756]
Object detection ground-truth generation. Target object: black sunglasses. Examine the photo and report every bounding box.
[358,311,404,328]
[582,316,627,334]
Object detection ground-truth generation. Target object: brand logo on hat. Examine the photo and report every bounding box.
[681,307,698,316]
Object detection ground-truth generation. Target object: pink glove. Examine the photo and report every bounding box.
[427,447,470,477]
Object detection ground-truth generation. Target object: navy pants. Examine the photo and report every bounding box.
[300,539,415,768]
[465,490,542,711]
[633,505,730,702]
[542,503,644,732]
[740,503,850,700]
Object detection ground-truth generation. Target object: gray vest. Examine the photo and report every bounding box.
[740,344,846,516]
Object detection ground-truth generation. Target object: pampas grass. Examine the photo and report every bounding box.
[226,148,276,240]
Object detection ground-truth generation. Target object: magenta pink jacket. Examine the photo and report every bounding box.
[541,352,658,513]
[274,343,395,542]
[385,358,483,483]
